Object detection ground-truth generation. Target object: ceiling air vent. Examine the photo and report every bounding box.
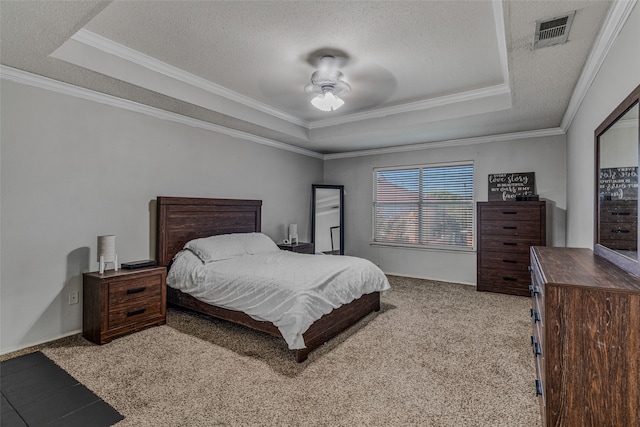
[534,11,575,49]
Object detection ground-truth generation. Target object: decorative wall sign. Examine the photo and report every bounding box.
[488,172,536,201]
[599,166,638,200]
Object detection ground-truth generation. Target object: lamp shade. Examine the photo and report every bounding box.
[288,224,298,237]
[97,235,116,262]
[311,91,344,112]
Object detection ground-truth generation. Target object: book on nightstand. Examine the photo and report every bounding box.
[121,259,157,270]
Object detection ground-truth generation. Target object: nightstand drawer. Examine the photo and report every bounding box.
[109,275,162,307]
[108,298,162,329]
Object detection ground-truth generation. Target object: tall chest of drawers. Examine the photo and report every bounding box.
[529,247,640,427]
[476,201,546,296]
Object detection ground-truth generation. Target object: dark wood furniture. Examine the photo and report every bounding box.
[83,266,167,344]
[598,199,638,250]
[529,246,640,426]
[476,201,546,296]
[278,242,315,254]
[156,196,381,362]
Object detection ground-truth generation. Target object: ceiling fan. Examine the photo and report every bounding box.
[304,55,351,112]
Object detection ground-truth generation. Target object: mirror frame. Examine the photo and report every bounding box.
[311,184,345,255]
[594,84,640,275]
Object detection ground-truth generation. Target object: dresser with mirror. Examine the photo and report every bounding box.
[530,85,640,426]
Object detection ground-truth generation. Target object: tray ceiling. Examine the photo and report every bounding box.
[0,1,621,155]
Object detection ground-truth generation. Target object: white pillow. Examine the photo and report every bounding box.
[242,232,280,254]
[184,232,278,263]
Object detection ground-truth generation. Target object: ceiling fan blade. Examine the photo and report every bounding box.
[305,83,322,94]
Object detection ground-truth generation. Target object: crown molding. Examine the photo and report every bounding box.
[322,128,565,160]
[72,29,309,128]
[492,0,510,85]
[560,0,638,131]
[309,84,511,129]
[2,65,568,162]
[0,65,323,159]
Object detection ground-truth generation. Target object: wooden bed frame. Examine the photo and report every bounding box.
[156,196,380,362]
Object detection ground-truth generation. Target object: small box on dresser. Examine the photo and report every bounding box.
[83,266,167,344]
[529,246,640,426]
[477,201,546,296]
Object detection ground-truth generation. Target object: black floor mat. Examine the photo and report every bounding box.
[1,352,123,427]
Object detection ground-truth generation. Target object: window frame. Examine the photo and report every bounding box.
[372,161,475,252]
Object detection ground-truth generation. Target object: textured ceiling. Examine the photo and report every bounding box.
[0,1,616,155]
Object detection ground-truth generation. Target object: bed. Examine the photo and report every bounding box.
[156,196,388,362]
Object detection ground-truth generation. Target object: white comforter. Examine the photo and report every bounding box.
[166,250,390,349]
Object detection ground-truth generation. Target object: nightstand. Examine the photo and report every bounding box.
[83,266,167,344]
[278,242,315,254]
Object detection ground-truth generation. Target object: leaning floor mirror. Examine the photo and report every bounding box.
[311,184,344,255]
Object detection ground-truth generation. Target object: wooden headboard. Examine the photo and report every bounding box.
[156,197,262,266]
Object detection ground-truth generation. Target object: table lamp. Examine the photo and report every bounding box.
[97,235,118,274]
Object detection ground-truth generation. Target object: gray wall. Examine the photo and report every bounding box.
[324,135,567,285]
[4,5,636,354]
[566,4,640,248]
[0,79,322,353]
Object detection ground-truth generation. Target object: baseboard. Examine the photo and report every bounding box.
[383,271,476,287]
[0,329,82,356]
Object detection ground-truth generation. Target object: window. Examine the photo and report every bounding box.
[373,162,474,250]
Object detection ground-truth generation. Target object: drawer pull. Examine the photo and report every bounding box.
[530,309,540,322]
[502,259,517,264]
[535,380,543,396]
[502,211,517,215]
[611,229,630,233]
[126,286,147,294]
[503,226,517,229]
[502,242,517,246]
[127,308,146,317]
[533,342,542,356]
[503,276,517,281]
[611,212,631,216]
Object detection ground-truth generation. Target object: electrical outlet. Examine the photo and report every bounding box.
[69,291,79,305]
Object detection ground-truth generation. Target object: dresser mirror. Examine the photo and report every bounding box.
[311,184,344,255]
[595,85,640,275]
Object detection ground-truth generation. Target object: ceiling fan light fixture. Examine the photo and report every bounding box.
[305,55,350,112]
[311,89,344,112]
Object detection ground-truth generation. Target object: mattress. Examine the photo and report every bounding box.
[166,249,390,349]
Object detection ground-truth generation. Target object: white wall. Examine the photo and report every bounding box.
[566,4,640,248]
[324,135,567,285]
[0,79,322,354]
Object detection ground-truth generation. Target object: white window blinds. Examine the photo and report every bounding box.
[373,163,474,249]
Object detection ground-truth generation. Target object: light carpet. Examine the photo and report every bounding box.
[14,276,541,426]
